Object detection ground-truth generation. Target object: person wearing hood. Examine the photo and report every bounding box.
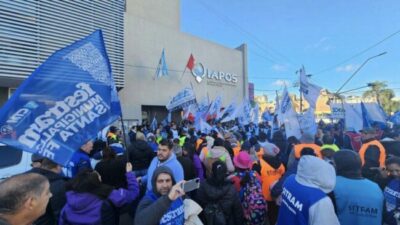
[59,162,139,225]
[135,166,186,225]
[141,139,184,192]
[332,150,383,225]
[195,161,244,225]
[126,131,155,177]
[276,156,340,225]
[27,158,67,225]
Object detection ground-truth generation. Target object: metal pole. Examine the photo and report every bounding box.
[335,52,386,94]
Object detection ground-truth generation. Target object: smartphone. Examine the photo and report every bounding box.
[181,178,200,192]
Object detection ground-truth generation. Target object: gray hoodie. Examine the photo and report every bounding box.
[295,156,340,225]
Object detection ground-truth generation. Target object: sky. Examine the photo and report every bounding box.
[181,0,400,100]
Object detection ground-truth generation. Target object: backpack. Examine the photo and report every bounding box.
[203,202,227,225]
[239,172,268,225]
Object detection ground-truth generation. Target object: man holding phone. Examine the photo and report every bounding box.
[135,166,185,225]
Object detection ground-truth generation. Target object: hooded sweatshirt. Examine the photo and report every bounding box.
[277,156,340,225]
[142,153,184,192]
[59,172,139,225]
[135,166,184,225]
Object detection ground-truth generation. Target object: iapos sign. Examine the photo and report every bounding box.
[191,63,238,84]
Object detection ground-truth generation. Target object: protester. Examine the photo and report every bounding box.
[135,166,185,225]
[141,139,184,191]
[384,156,400,225]
[276,156,340,225]
[287,133,322,169]
[60,162,139,225]
[68,140,94,177]
[332,150,384,225]
[343,127,363,152]
[231,151,267,225]
[203,137,235,176]
[0,173,51,225]
[359,128,387,188]
[260,150,285,225]
[146,133,159,152]
[174,140,197,181]
[95,146,127,188]
[28,158,67,225]
[182,142,205,181]
[195,161,244,225]
[126,131,155,177]
[107,126,121,145]
[31,154,45,168]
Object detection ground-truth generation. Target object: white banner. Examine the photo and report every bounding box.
[166,88,197,111]
[330,103,345,119]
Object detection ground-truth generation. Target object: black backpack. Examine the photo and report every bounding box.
[203,202,226,225]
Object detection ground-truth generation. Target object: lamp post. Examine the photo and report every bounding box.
[335,52,387,95]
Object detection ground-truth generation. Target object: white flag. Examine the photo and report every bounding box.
[280,86,302,138]
[298,107,317,136]
[300,66,322,109]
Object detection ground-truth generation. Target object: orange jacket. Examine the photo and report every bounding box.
[294,143,322,159]
[260,159,285,201]
[359,140,386,167]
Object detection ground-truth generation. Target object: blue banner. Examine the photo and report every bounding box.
[0,30,121,166]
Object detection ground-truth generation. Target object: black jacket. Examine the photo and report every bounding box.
[29,168,67,225]
[127,140,155,170]
[95,156,127,189]
[177,156,196,180]
[195,180,244,225]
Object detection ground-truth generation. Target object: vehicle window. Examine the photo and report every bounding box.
[0,145,23,169]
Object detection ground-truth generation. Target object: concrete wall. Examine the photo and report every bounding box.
[121,0,248,120]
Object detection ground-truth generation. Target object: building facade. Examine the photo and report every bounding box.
[0,0,248,124]
[122,0,248,123]
[0,0,124,102]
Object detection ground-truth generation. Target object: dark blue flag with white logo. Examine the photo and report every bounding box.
[0,30,122,166]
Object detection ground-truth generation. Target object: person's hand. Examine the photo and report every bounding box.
[126,162,132,172]
[168,181,186,201]
[136,176,142,183]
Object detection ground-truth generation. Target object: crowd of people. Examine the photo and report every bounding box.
[0,118,400,225]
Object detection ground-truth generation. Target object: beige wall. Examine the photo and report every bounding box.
[121,0,248,120]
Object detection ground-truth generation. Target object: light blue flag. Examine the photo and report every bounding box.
[150,117,158,132]
[0,30,121,166]
[155,48,168,78]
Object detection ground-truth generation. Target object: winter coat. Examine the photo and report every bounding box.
[127,140,155,170]
[95,156,127,188]
[59,172,139,225]
[29,168,67,225]
[195,180,244,225]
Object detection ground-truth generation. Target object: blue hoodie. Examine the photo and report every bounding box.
[59,172,139,225]
[143,153,184,191]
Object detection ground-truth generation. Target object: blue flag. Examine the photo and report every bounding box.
[155,48,168,78]
[361,102,372,129]
[0,30,121,166]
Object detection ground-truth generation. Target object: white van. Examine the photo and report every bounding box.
[0,143,32,180]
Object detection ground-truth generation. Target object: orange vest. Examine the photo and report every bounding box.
[260,159,285,201]
[196,138,203,150]
[294,144,322,159]
[359,140,386,167]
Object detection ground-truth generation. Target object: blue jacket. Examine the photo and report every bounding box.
[277,175,326,225]
[334,176,383,225]
[384,178,400,225]
[143,153,184,191]
[68,149,92,177]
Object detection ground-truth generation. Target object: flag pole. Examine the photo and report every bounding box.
[180,67,186,81]
[119,115,130,160]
